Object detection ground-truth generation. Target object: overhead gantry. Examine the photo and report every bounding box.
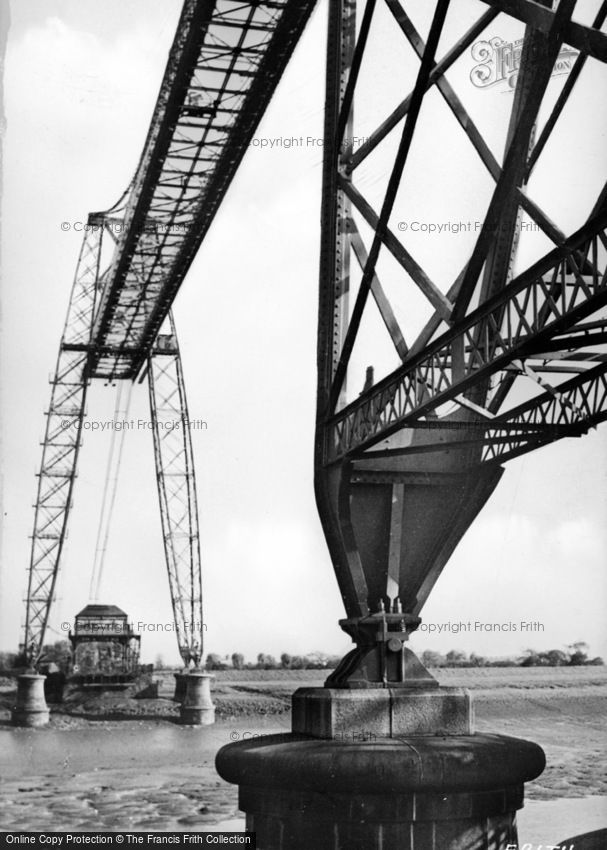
[21,0,318,671]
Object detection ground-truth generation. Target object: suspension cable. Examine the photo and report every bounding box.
[88,381,133,601]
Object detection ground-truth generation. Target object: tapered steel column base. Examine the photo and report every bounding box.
[11,673,50,727]
[180,670,215,725]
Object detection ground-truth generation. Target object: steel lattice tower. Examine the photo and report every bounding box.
[20,0,318,668]
[19,0,607,684]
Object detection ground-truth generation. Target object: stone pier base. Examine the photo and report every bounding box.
[216,686,545,850]
[217,733,544,850]
[179,670,215,725]
[11,673,50,727]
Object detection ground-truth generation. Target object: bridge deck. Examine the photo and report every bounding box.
[90,0,317,380]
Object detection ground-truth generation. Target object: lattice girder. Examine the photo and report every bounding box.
[314,0,607,635]
[91,0,318,380]
[148,315,203,668]
[22,225,105,666]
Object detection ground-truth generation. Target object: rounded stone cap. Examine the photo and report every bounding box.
[216,733,545,794]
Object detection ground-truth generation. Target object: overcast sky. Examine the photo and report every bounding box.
[1,0,606,667]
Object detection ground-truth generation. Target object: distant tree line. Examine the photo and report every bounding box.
[201,643,604,671]
[205,651,344,671]
[421,642,603,668]
[2,641,603,674]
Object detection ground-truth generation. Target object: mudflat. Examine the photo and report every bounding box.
[0,666,605,832]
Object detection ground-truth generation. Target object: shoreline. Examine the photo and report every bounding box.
[1,667,605,833]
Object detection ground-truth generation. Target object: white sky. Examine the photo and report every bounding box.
[1,0,606,667]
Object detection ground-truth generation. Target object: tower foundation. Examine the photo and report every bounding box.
[11,673,50,727]
[216,686,545,849]
[180,669,215,725]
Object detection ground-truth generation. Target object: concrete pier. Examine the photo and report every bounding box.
[179,669,215,725]
[216,686,545,849]
[11,673,50,727]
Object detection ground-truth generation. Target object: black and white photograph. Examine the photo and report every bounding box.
[0,1,606,847]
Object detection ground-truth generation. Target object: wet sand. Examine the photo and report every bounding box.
[1,667,605,836]
[0,720,282,832]
[519,797,607,846]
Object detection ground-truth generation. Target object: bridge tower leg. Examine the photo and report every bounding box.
[212,0,588,843]
[13,223,105,726]
[147,314,214,724]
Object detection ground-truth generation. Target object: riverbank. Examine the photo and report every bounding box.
[1,666,605,834]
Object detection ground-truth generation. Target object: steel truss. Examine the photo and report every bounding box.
[23,225,203,668]
[21,0,319,667]
[90,0,317,380]
[21,221,105,665]
[21,0,607,683]
[148,316,203,667]
[315,0,607,660]
[332,216,607,460]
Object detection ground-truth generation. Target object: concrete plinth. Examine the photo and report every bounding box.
[173,671,188,703]
[217,733,545,850]
[11,673,50,727]
[293,686,472,738]
[216,686,545,849]
[179,670,215,725]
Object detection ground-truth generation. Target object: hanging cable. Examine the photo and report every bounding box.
[88,381,134,601]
